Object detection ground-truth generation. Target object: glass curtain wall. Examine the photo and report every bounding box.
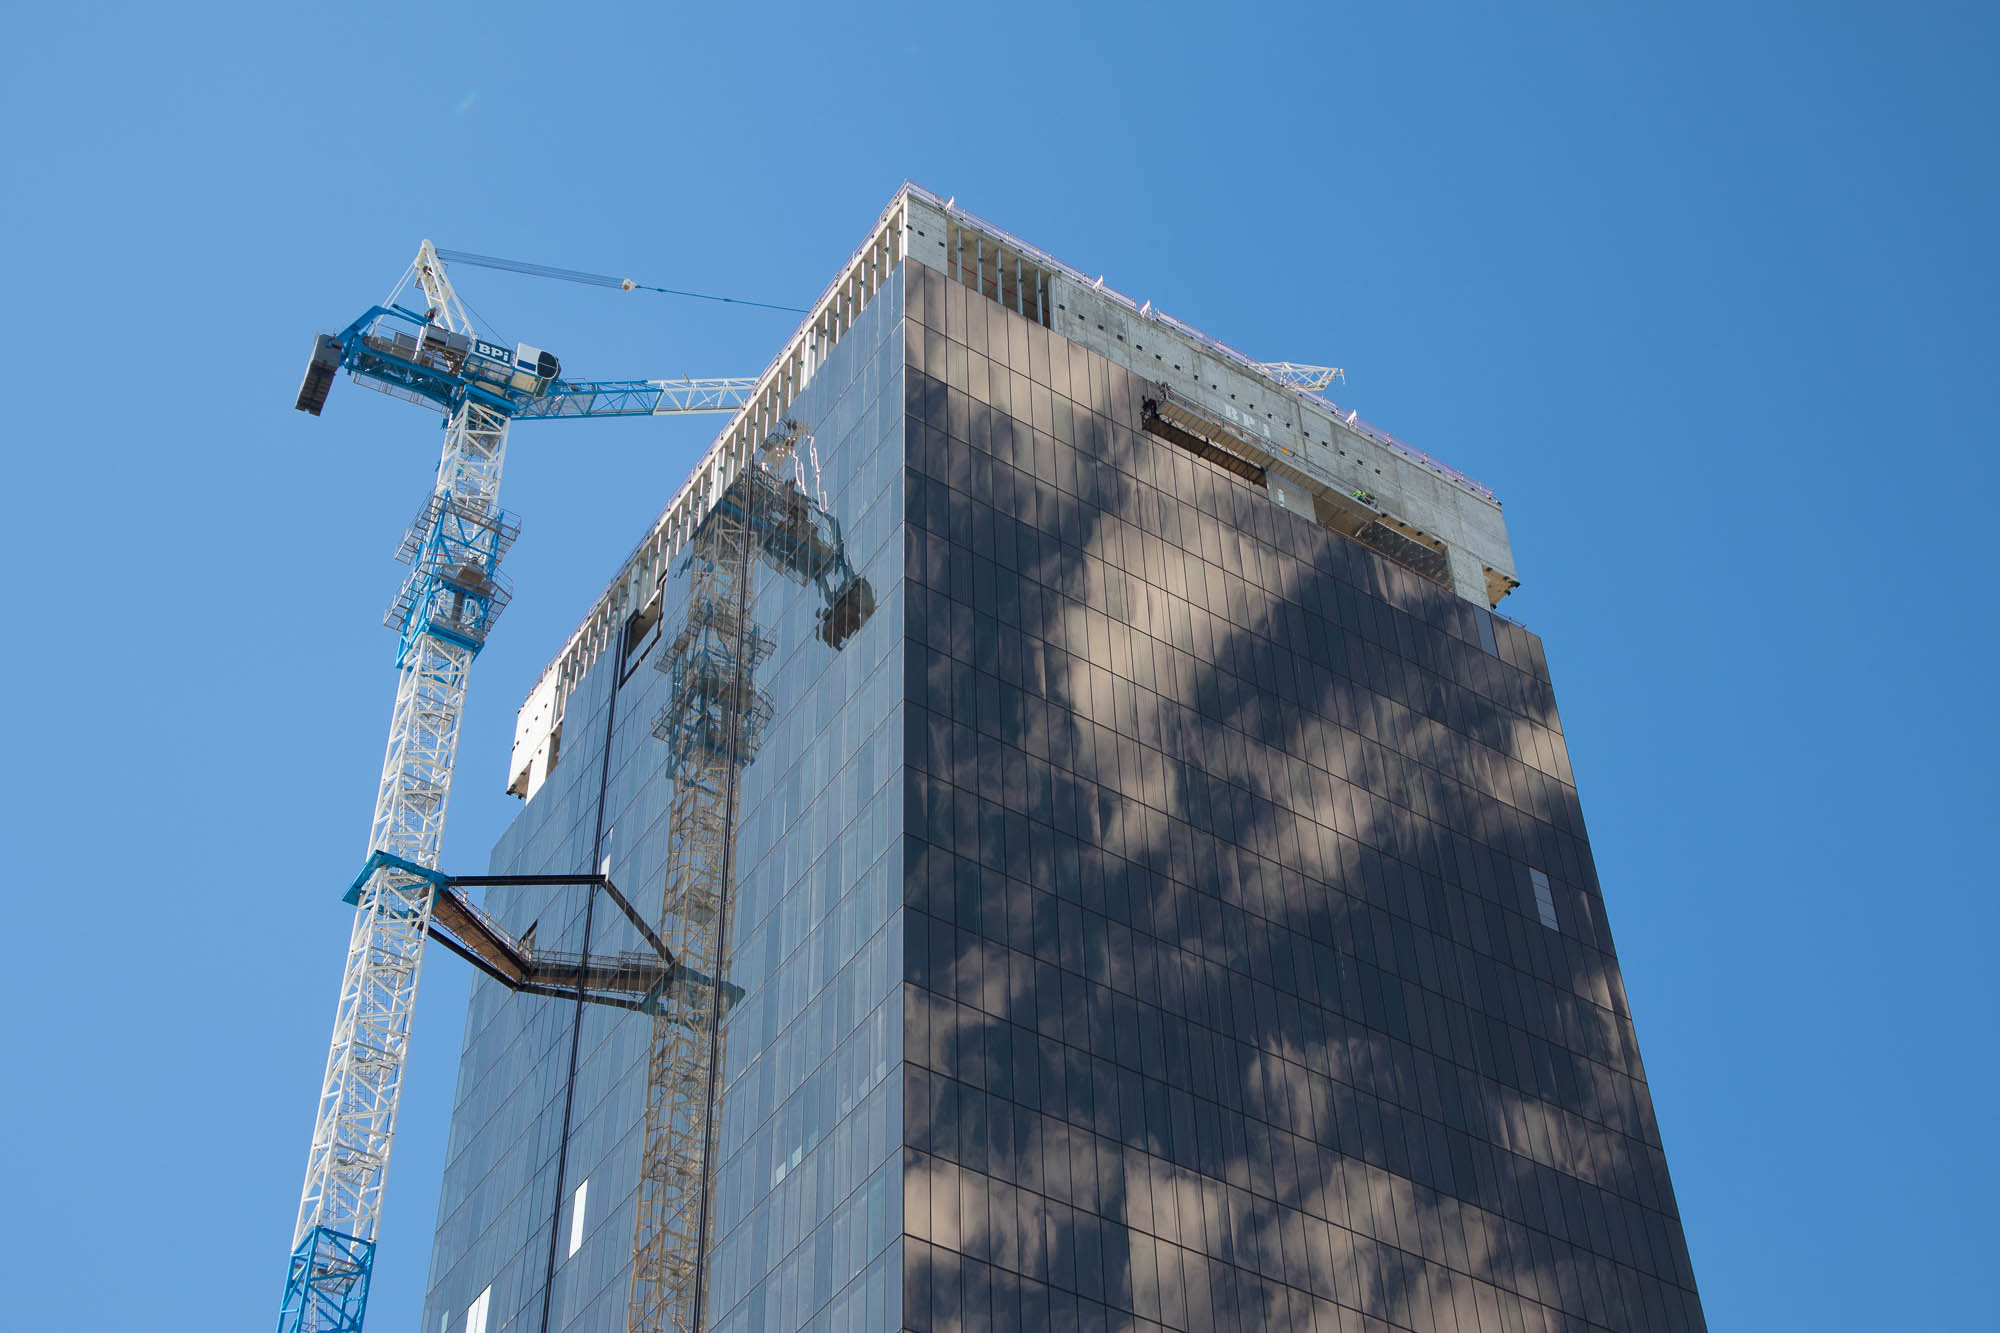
[424,269,910,1333]
[897,261,1705,1333]
[421,246,1706,1333]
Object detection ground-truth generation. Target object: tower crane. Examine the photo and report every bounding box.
[279,241,755,1333]
[285,235,1329,1333]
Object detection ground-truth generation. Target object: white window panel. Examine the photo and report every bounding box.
[466,1285,491,1333]
[569,1178,589,1258]
[1531,867,1558,931]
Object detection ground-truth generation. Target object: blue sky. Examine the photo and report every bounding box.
[3,2,1994,1328]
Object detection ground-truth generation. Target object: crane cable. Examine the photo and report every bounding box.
[434,249,808,314]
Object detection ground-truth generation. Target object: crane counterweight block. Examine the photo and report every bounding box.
[296,334,343,416]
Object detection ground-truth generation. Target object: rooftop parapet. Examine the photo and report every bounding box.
[898,187,1517,611]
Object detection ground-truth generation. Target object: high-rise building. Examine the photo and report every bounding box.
[421,185,1706,1333]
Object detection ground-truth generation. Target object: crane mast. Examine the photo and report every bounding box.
[284,401,517,1333]
[283,240,521,1331]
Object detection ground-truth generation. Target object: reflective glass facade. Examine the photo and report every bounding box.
[897,262,1703,1333]
[426,247,1704,1333]
[424,268,908,1333]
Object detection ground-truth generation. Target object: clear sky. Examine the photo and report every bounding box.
[3,2,1994,1329]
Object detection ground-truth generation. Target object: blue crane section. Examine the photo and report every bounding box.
[296,302,755,423]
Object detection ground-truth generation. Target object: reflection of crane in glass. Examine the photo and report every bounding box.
[279,242,757,1333]
[633,420,873,1333]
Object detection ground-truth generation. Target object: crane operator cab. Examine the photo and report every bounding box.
[465,337,561,397]
[295,305,562,417]
[401,321,562,397]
